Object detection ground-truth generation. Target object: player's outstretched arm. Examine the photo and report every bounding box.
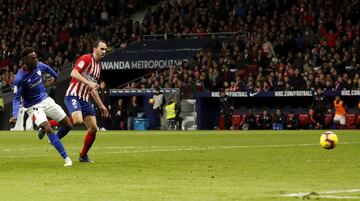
[37,62,58,86]
[40,62,59,80]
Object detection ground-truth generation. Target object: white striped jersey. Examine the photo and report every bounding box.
[65,54,101,102]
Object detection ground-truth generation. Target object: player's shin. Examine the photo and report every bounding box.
[56,126,71,139]
[57,116,73,139]
[80,131,96,157]
[47,134,68,159]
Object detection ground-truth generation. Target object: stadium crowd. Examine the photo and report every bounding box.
[0,0,157,93]
[1,0,360,130]
[125,0,360,99]
[120,0,360,130]
[1,0,359,95]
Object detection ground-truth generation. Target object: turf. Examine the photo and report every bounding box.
[0,130,359,201]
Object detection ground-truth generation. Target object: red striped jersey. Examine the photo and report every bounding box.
[65,54,101,102]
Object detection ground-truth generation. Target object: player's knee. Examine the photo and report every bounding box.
[42,124,54,134]
[72,118,83,125]
[88,127,98,135]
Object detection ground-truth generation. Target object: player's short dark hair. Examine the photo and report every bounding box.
[21,47,35,59]
[92,40,106,48]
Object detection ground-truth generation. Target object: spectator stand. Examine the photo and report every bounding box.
[198,90,360,130]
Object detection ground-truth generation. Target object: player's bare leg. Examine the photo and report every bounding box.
[56,116,73,139]
[79,115,98,163]
[71,111,84,126]
[38,116,73,140]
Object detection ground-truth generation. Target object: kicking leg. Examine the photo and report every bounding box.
[38,117,73,140]
[56,116,73,139]
[39,121,72,166]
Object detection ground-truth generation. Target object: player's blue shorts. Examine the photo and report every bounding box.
[64,96,95,116]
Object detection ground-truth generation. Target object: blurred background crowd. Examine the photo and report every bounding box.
[1,0,359,95]
[0,0,359,130]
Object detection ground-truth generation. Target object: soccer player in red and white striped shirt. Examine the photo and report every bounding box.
[64,40,109,162]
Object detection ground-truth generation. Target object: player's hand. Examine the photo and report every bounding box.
[100,105,109,118]
[45,77,56,86]
[88,82,99,91]
[9,117,17,124]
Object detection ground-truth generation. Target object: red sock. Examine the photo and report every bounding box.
[49,119,59,127]
[49,116,73,127]
[81,132,96,157]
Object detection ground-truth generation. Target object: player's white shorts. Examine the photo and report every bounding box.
[333,114,346,125]
[26,97,67,126]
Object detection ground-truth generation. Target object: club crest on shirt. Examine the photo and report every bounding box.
[78,61,85,69]
[37,70,41,76]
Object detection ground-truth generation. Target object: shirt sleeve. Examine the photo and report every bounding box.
[12,77,23,118]
[39,62,59,80]
[74,55,91,74]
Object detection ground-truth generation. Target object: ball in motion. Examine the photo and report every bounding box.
[320,131,338,149]
[148,98,155,105]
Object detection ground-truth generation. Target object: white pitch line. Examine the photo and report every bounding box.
[319,195,360,199]
[321,189,360,194]
[0,146,183,152]
[282,195,360,199]
[282,189,360,199]
[0,141,359,152]
[0,142,360,159]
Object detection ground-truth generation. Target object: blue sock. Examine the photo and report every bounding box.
[57,126,70,139]
[48,134,68,159]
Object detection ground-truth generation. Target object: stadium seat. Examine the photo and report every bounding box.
[255,114,261,124]
[232,114,242,129]
[298,114,310,129]
[345,114,357,129]
[239,114,247,128]
[323,114,334,129]
[219,115,225,130]
[356,115,360,129]
[237,69,247,77]
[247,64,257,74]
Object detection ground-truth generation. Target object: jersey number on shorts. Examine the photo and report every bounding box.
[72,99,78,109]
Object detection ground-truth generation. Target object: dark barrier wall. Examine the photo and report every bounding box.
[0,100,12,130]
[196,90,360,130]
[101,38,213,89]
[101,39,210,70]
[2,88,359,130]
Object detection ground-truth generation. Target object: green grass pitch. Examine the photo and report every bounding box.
[0,130,359,201]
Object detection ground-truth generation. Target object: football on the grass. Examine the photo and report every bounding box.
[320,131,338,149]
